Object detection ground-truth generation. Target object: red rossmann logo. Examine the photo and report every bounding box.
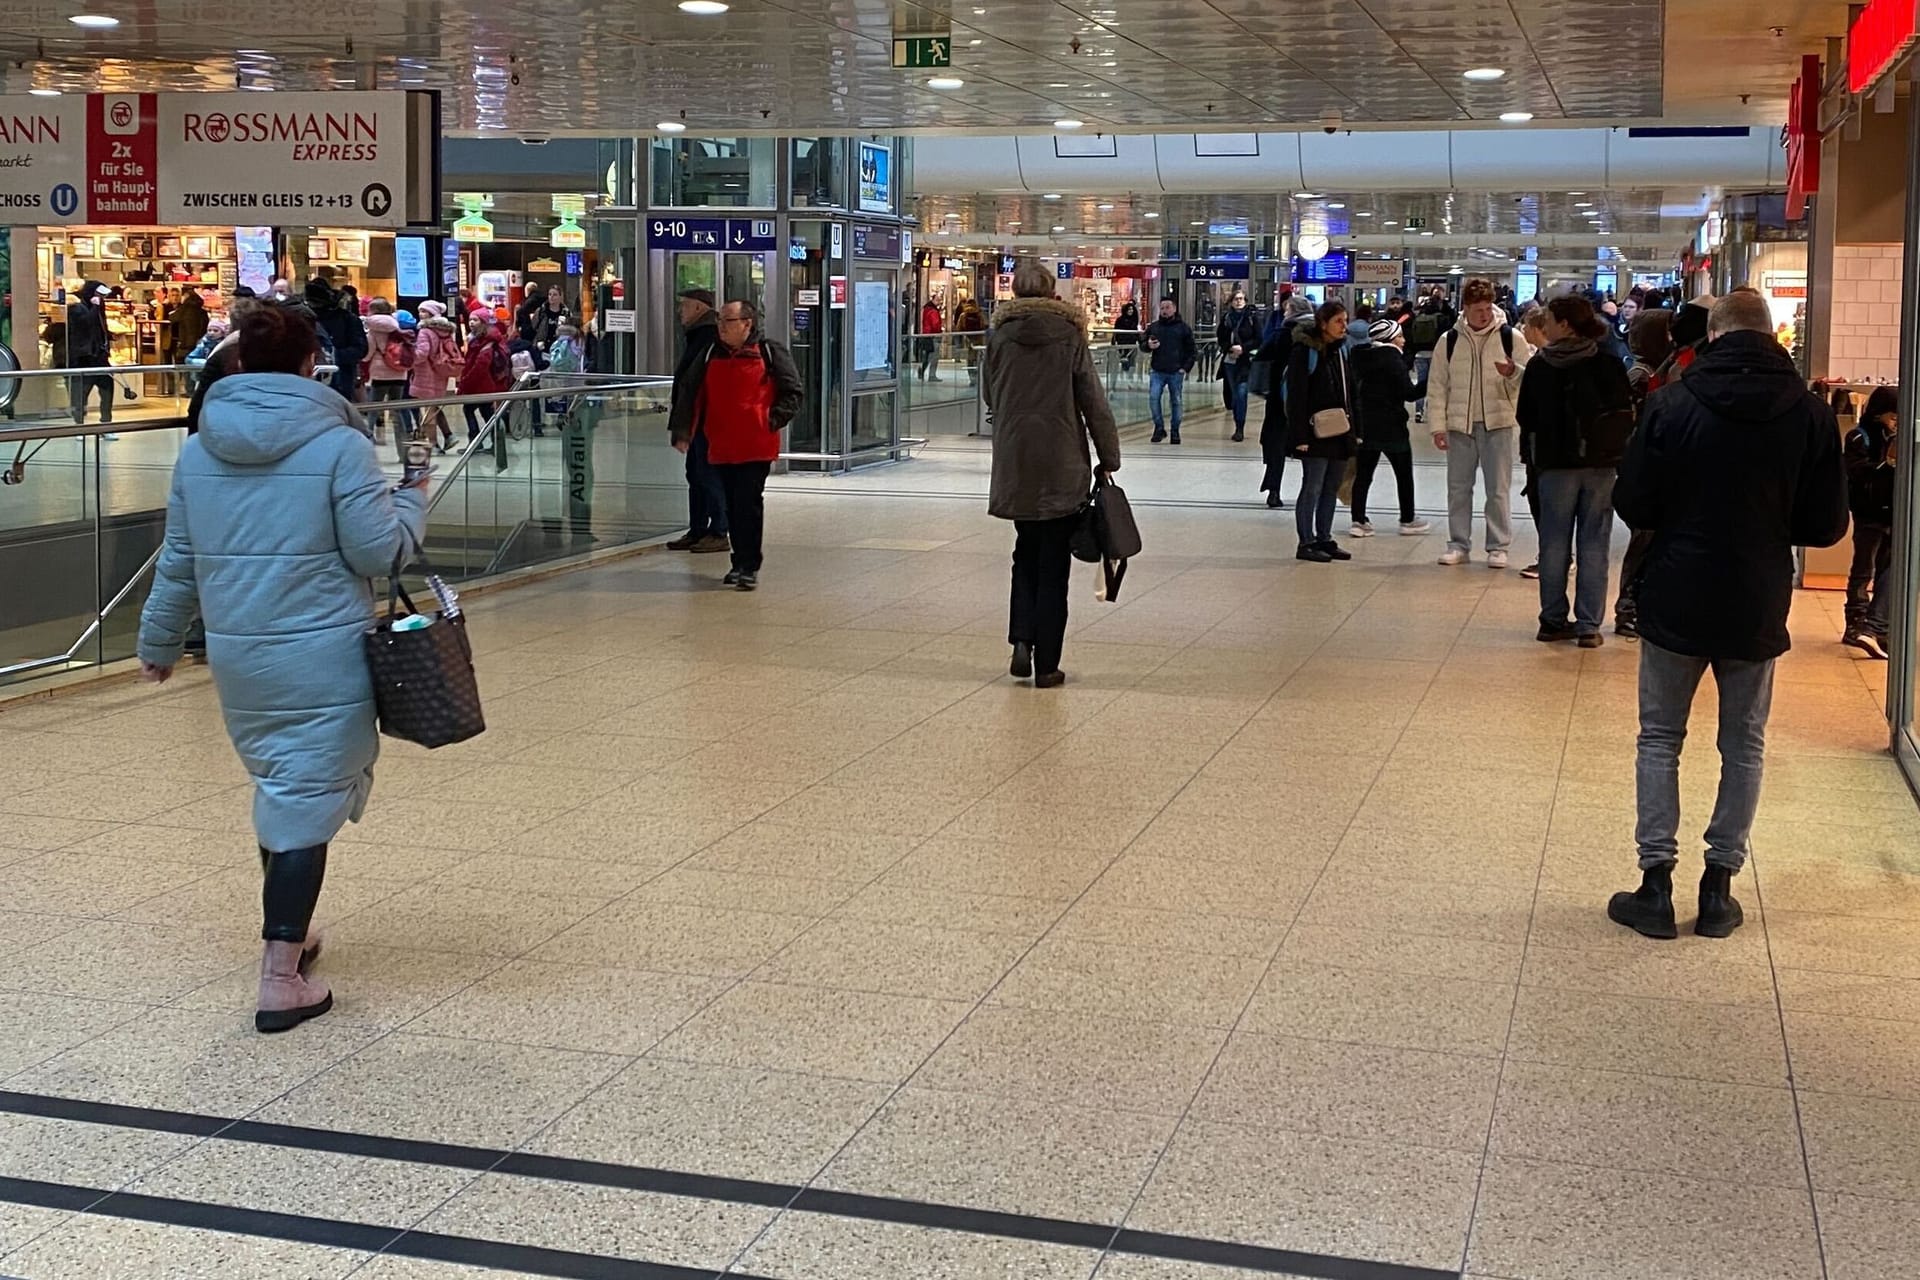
[181,110,379,160]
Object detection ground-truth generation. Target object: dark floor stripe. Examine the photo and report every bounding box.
[0,1175,770,1280]
[0,1090,1461,1279]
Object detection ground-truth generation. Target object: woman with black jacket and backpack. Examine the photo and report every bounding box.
[1517,295,1636,648]
[1348,317,1430,537]
[1286,299,1357,563]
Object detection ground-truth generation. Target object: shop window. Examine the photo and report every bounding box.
[650,137,776,209]
[792,138,846,209]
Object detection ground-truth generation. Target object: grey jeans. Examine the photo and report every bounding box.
[1635,640,1776,873]
[1444,423,1516,554]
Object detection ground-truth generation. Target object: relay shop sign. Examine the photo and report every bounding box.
[0,90,427,226]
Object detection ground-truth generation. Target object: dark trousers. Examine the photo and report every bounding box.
[687,431,731,539]
[259,844,327,943]
[1009,513,1079,676]
[1616,528,1655,625]
[368,380,417,439]
[69,371,114,424]
[463,401,493,440]
[716,460,771,572]
[1847,523,1894,634]
[1351,445,1416,524]
[1295,455,1342,545]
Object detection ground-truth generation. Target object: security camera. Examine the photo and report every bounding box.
[1320,107,1343,135]
[519,134,550,146]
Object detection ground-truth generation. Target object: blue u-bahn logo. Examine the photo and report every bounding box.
[49,183,79,217]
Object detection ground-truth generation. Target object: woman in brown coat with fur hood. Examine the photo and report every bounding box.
[981,261,1122,688]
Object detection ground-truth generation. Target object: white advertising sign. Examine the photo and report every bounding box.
[0,92,426,227]
[1354,258,1404,286]
[602,309,637,333]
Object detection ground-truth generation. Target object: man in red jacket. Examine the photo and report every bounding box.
[670,301,803,591]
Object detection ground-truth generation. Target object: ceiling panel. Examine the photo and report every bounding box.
[0,0,1807,134]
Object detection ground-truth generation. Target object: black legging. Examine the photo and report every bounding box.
[1351,446,1416,524]
[259,845,327,943]
[1009,513,1078,676]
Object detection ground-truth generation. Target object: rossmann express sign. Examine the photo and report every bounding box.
[0,90,435,228]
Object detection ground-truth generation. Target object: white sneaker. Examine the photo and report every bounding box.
[1437,548,1469,566]
[1399,519,1432,535]
[1487,550,1510,570]
[1348,521,1375,538]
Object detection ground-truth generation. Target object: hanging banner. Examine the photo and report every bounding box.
[1354,258,1404,286]
[0,91,436,227]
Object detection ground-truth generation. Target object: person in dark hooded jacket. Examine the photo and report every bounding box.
[983,261,1121,688]
[1842,385,1899,657]
[1613,307,1677,637]
[306,278,367,403]
[1606,292,1848,946]
[1285,299,1357,563]
[65,280,117,424]
[1255,294,1315,508]
[1348,317,1429,536]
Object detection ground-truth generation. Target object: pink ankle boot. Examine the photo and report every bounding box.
[256,940,332,1034]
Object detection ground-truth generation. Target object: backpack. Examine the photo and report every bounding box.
[1408,311,1443,347]
[488,343,511,385]
[384,334,415,371]
[509,348,537,380]
[1444,325,1514,364]
[1565,360,1637,468]
[547,336,583,374]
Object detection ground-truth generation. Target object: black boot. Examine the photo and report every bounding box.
[1607,864,1678,939]
[1316,539,1353,561]
[1696,865,1745,938]
[1010,641,1033,680]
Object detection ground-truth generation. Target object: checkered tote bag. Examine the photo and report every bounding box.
[364,562,485,748]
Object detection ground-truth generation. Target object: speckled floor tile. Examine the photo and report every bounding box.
[1519,938,1778,1008]
[7,1005,374,1115]
[1191,1031,1500,1153]
[1093,1259,1317,1280]
[0,852,219,917]
[1527,887,1773,966]
[1048,899,1287,957]
[1815,1191,1920,1280]
[419,1174,775,1270]
[988,936,1267,1028]
[0,1202,71,1256]
[346,1258,551,1280]
[170,944,497,1032]
[1504,986,1789,1086]
[683,821,923,882]
[1128,1118,1481,1273]
[528,1057,890,1184]
[402,959,729,1055]
[1240,960,1515,1057]
[651,981,970,1083]
[879,835,1120,899]
[325,883,606,959]
[0,1114,197,1188]
[1276,925,1526,984]
[1777,968,1920,1023]
[830,882,1069,940]
[0,1216,367,1278]
[815,1086,1175,1223]
[129,1138,476,1228]
[1801,1091,1920,1200]
[0,919,256,1004]
[913,1004,1225,1115]
[1297,869,1535,946]
[0,990,146,1079]
[1466,1156,1824,1280]
[754,918,1030,1002]
[1490,1060,1806,1188]
[254,1032,628,1149]
[525,899,817,977]
[635,867,864,917]
[731,1211,1100,1280]
[1785,1010,1920,1100]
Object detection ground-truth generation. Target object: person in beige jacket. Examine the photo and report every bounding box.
[1426,278,1534,568]
[982,261,1121,688]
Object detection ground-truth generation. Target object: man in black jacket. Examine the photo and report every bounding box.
[665,288,728,553]
[1607,292,1849,942]
[1143,298,1196,445]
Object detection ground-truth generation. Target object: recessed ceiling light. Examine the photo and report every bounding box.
[1463,67,1506,81]
[1190,220,1205,226]
[1096,202,1115,210]
[1573,201,1593,208]
[969,38,982,45]
[944,212,961,219]
[1328,202,1346,210]
[69,12,119,25]
[1143,211,1159,219]
[1383,220,1399,226]
[1420,230,1435,236]
[1568,190,1586,196]
[1042,192,1061,200]
[1500,111,1535,123]
[678,0,728,12]
[656,120,687,133]
[927,76,965,89]
[1048,82,1070,88]
[1293,191,1322,199]
[1051,225,1066,232]
[1054,118,1084,129]
[29,87,61,96]
[1355,211,1373,218]
[1102,60,1117,67]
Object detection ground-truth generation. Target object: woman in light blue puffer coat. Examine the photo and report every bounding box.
[137,304,428,1034]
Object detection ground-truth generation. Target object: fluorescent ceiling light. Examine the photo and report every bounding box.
[656,120,687,133]
[69,12,119,25]
[1355,211,1372,218]
[1293,191,1322,199]
[1420,230,1435,236]
[1382,220,1398,226]
[1499,111,1535,123]
[678,0,728,12]
[1051,225,1066,231]
[1190,220,1205,226]
[1054,118,1084,129]
[29,87,61,96]
[1143,211,1159,219]
[1573,201,1594,207]
[969,39,982,45]
[1096,202,1115,210]
[1568,190,1586,196]
[1463,67,1507,81]
[1328,202,1346,209]
[1042,192,1062,200]
[927,76,965,89]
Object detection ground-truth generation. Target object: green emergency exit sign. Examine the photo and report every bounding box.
[893,36,952,68]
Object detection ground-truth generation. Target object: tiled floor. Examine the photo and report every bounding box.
[0,421,1916,1280]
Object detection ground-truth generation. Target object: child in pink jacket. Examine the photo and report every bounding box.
[412,300,463,452]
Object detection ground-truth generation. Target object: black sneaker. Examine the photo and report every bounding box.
[735,572,758,592]
[723,569,741,586]
[1151,431,1167,443]
[1010,642,1033,680]
[1536,622,1579,643]
[1034,670,1066,689]
[1296,544,1333,563]
[1316,540,1353,561]
[1607,864,1678,940]
[1266,491,1285,509]
[1695,866,1745,938]
[1614,616,1639,640]
[1169,433,1182,445]
[1577,632,1604,650]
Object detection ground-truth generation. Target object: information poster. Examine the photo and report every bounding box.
[857,142,892,214]
[234,226,275,295]
[394,235,429,296]
[853,280,893,371]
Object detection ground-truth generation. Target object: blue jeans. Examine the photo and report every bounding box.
[1225,366,1251,431]
[1295,455,1341,544]
[1536,467,1616,634]
[1635,641,1775,873]
[686,430,729,539]
[1149,371,1185,436]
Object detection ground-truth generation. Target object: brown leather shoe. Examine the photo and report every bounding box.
[666,533,699,551]
[690,535,732,554]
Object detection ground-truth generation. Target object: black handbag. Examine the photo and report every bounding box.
[1072,472,1142,601]
[364,565,485,748]
[1248,356,1274,398]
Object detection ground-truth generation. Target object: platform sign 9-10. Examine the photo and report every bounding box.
[647,217,725,249]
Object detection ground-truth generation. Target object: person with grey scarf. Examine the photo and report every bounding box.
[1516,295,1636,647]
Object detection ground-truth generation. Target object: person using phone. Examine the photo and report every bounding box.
[135,303,428,1036]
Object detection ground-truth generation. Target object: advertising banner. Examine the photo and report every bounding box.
[0,91,430,227]
[1354,258,1404,286]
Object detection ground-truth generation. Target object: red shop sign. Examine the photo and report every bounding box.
[1785,54,1822,220]
[1849,0,1920,94]
[1071,263,1160,279]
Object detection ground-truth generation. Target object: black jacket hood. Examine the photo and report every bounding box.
[1678,331,1805,423]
